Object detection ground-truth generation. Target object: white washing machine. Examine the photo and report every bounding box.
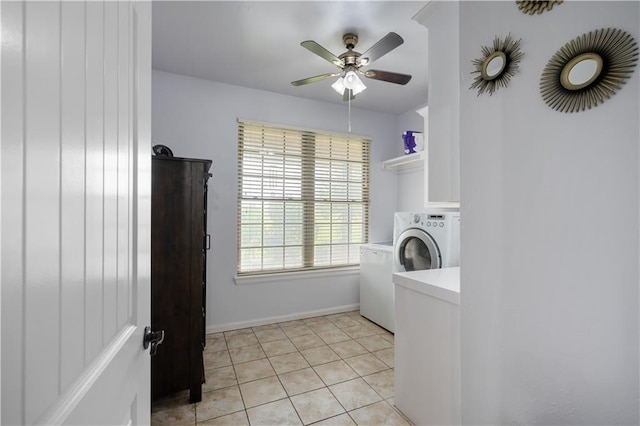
[393,211,460,273]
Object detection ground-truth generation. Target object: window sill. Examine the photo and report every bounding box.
[234,266,360,285]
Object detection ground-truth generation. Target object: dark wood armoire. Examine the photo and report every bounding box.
[151,155,212,403]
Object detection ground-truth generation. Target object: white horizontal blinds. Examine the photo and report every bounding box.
[237,121,370,275]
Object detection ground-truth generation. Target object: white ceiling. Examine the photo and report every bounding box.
[152,1,429,115]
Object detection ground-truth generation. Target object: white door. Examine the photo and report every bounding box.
[1,1,152,424]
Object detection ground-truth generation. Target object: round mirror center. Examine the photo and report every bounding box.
[560,53,603,90]
[481,51,507,81]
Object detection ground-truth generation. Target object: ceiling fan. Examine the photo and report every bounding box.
[291,32,412,101]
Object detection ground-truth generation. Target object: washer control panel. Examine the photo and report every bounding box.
[426,214,445,228]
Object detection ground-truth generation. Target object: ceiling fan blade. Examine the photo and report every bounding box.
[363,69,412,85]
[291,72,340,87]
[360,32,404,65]
[343,89,355,102]
[301,40,344,68]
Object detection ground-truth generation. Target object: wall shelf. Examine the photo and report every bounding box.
[382,151,425,172]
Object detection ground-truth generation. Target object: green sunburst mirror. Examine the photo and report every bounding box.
[470,34,524,96]
[540,28,638,113]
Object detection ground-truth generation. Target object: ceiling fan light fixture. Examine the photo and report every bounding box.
[332,77,346,95]
[344,70,366,95]
[331,74,366,96]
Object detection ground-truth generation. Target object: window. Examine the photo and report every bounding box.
[237,120,370,275]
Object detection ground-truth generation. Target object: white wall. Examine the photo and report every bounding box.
[396,109,426,212]
[459,2,639,424]
[152,70,404,329]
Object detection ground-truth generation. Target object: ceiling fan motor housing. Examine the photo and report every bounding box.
[340,33,362,67]
[342,33,358,49]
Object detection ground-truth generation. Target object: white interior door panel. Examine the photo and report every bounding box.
[1,1,152,424]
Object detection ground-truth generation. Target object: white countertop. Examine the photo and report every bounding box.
[393,266,460,305]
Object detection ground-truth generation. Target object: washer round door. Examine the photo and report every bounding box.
[394,228,441,272]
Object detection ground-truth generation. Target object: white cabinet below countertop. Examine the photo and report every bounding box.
[393,266,461,425]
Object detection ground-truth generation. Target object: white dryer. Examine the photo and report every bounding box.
[393,211,460,273]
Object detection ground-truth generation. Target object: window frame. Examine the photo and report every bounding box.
[236,119,371,277]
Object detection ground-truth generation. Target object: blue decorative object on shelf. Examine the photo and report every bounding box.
[403,131,424,154]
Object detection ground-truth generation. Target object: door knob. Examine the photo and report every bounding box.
[143,326,165,356]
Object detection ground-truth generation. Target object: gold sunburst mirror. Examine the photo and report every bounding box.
[540,28,638,113]
[516,0,563,15]
[470,34,524,96]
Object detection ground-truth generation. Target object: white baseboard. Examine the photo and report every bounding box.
[206,304,360,334]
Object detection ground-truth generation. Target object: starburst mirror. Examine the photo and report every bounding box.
[540,28,638,113]
[516,0,563,15]
[470,34,524,96]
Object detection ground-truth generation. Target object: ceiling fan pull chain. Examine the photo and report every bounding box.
[348,91,352,132]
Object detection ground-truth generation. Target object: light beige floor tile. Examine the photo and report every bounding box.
[291,333,325,351]
[226,332,259,349]
[308,321,339,333]
[154,314,395,426]
[362,369,394,399]
[269,351,310,374]
[304,316,332,325]
[279,367,326,396]
[325,313,349,321]
[350,315,372,325]
[317,329,351,345]
[278,319,306,328]
[228,343,266,364]
[362,322,388,335]
[348,400,410,426]
[195,386,244,423]
[204,337,227,353]
[252,323,280,332]
[373,347,394,368]
[311,413,357,426]
[238,376,287,408]
[151,403,195,426]
[341,325,376,339]
[234,358,276,383]
[329,377,382,411]
[197,410,249,425]
[283,324,314,338]
[254,327,288,343]
[203,366,237,393]
[329,340,368,359]
[313,360,358,386]
[224,328,253,337]
[300,346,341,367]
[380,331,394,342]
[344,353,388,377]
[356,335,393,352]
[261,338,298,357]
[290,388,345,425]
[246,398,303,426]
[329,316,361,329]
[203,350,232,369]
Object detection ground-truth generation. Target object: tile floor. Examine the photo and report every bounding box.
[151,310,412,425]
